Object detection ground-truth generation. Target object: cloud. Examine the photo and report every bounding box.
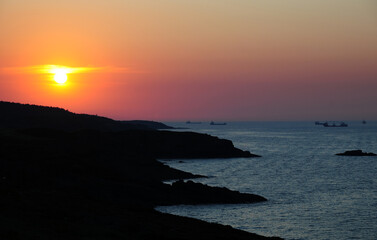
[1,65,131,75]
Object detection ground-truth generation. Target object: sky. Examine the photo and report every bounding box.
[1,0,376,121]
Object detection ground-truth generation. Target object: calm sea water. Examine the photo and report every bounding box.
[156,121,377,240]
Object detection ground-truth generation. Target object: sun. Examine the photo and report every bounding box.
[53,69,68,84]
[37,64,96,85]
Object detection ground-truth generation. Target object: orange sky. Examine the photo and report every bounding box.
[1,0,377,121]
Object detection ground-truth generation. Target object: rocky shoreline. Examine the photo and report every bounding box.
[0,101,281,240]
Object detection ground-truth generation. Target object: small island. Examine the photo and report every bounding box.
[336,150,377,156]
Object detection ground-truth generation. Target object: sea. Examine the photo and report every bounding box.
[156,121,377,240]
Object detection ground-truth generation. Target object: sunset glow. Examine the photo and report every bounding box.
[6,64,103,85]
[36,65,99,75]
[0,0,376,121]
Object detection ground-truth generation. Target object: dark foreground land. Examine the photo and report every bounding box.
[0,101,281,240]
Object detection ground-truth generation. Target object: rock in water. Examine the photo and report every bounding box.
[336,150,377,156]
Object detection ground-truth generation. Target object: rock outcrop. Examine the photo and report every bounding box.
[336,150,376,156]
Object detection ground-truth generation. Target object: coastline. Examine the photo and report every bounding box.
[0,101,281,239]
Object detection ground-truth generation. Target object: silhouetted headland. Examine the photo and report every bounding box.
[336,150,376,156]
[0,101,172,131]
[0,101,278,240]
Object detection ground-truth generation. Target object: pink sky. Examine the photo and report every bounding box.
[1,0,376,121]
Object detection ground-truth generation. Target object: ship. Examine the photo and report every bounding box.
[186,121,202,124]
[323,121,348,127]
[210,121,227,125]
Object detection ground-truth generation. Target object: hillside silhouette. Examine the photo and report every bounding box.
[0,101,278,240]
[0,101,172,131]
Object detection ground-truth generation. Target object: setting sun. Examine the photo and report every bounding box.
[32,65,99,85]
[53,70,68,84]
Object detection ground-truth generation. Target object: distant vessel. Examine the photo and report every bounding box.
[362,120,367,124]
[315,121,326,125]
[186,121,202,124]
[210,121,227,125]
[323,122,348,127]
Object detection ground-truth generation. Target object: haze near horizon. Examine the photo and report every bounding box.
[1,0,376,121]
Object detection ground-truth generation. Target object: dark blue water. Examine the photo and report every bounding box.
[156,121,377,240]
